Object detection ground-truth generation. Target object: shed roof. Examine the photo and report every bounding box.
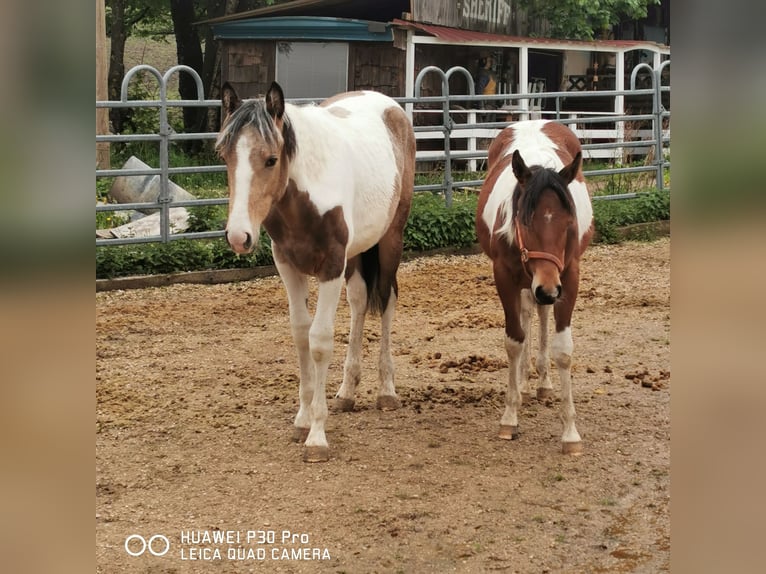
[212,16,393,42]
[203,0,408,25]
[393,19,669,54]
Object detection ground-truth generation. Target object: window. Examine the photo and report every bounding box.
[276,42,348,99]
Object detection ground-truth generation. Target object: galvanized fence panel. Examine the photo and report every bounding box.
[96,63,669,247]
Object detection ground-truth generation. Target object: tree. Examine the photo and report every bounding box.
[169,0,244,147]
[105,0,274,141]
[169,0,206,146]
[521,0,660,40]
[105,0,167,134]
[170,1,274,141]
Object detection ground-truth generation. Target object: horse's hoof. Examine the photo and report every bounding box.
[333,397,356,412]
[292,427,309,443]
[303,446,330,463]
[537,387,554,400]
[521,391,532,405]
[376,395,401,411]
[562,441,583,456]
[498,425,520,440]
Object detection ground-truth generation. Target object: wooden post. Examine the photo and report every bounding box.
[96,0,110,169]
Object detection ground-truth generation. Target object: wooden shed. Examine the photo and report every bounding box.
[208,0,670,114]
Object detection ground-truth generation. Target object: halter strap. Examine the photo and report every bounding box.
[514,217,564,275]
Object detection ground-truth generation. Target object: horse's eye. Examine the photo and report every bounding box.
[265,157,278,168]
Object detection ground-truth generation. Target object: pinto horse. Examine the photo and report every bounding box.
[217,82,415,462]
[476,120,593,454]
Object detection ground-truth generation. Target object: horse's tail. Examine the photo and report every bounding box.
[359,243,398,316]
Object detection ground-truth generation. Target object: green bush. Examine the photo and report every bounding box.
[96,236,271,279]
[96,187,669,279]
[593,188,670,243]
[403,191,478,251]
[186,203,228,233]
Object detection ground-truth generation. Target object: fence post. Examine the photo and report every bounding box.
[444,67,476,199]
[96,0,110,169]
[630,63,659,190]
[119,65,205,242]
[414,67,451,205]
[654,60,671,192]
[414,65,475,207]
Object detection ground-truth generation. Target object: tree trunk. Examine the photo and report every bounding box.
[202,0,239,134]
[107,0,128,134]
[170,0,206,150]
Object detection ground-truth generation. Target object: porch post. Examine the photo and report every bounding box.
[405,30,415,119]
[519,46,529,119]
[615,49,625,164]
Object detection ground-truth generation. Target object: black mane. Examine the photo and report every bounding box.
[512,165,575,225]
[216,99,297,160]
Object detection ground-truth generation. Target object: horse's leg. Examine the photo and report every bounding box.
[334,258,366,412]
[374,233,406,411]
[273,251,313,444]
[303,274,345,463]
[519,289,535,402]
[375,289,400,410]
[535,303,554,400]
[553,264,582,455]
[493,260,524,440]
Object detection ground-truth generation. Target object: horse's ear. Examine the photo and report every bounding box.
[221,82,241,119]
[265,81,285,119]
[558,151,582,184]
[512,150,531,185]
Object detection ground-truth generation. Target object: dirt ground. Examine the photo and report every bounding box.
[96,238,670,573]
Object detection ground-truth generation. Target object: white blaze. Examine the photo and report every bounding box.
[226,134,256,251]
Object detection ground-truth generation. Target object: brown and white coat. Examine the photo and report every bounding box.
[476,120,593,454]
[218,83,415,462]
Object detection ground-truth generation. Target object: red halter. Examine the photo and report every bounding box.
[513,216,564,277]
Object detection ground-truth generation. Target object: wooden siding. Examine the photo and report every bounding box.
[221,41,275,98]
[411,0,549,37]
[349,43,405,96]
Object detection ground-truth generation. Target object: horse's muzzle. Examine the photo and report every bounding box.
[534,284,561,305]
[225,230,254,254]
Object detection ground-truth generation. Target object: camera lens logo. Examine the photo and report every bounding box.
[125,534,170,557]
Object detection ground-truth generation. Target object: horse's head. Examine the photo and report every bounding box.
[511,149,581,305]
[216,82,296,254]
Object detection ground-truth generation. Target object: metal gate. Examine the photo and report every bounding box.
[96,62,669,247]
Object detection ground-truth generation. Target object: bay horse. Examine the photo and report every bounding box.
[216,82,415,462]
[476,120,593,454]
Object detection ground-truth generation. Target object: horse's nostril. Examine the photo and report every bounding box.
[243,232,253,250]
[535,286,557,306]
[556,285,562,299]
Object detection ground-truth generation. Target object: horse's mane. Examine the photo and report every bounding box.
[512,165,575,226]
[216,99,297,160]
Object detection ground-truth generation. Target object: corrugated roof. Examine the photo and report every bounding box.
[393,19,669,53]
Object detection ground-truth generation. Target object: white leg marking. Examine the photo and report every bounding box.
[536,304,553,393]
[305,276,345,450]
[552,327,581,445]
[336,270,366,404]
[501,336,525,428]
[519,289,534,394]
[274,256,313,432]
